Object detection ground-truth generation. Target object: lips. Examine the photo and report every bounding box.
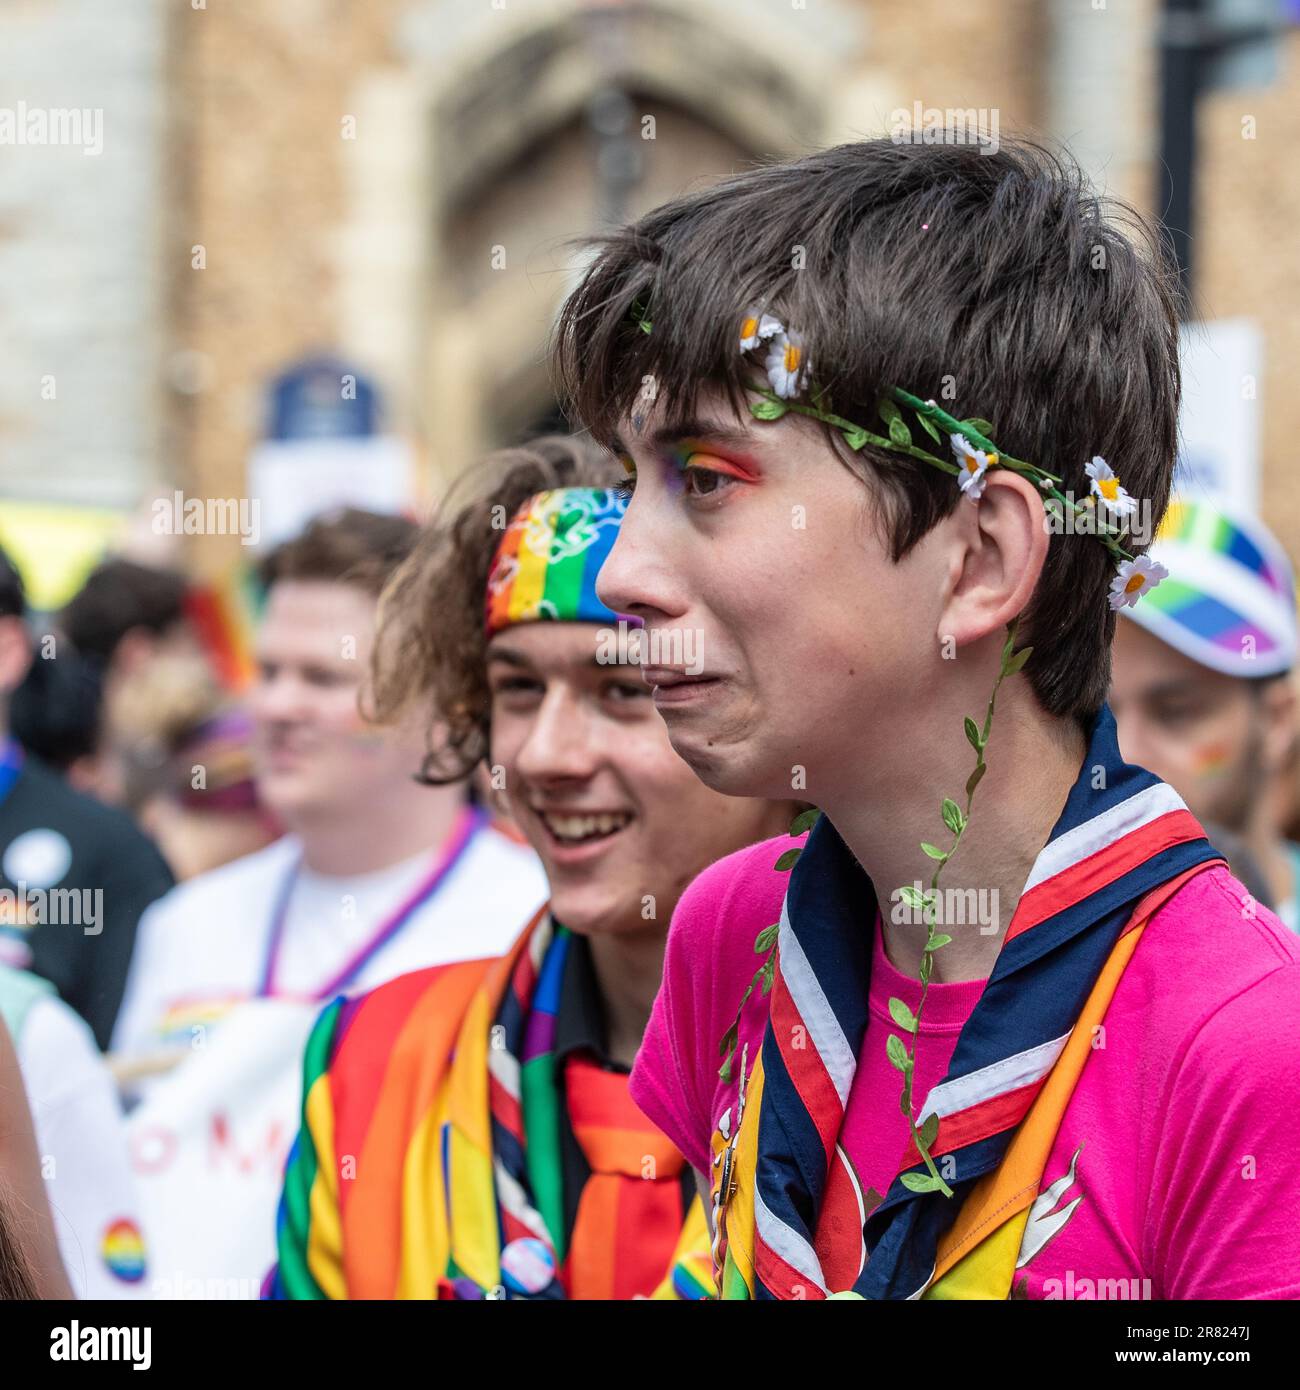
[641,667,714,688]
[641,668,722,709]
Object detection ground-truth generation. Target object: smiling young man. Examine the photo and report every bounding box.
[268,440,792,1299]
[553,137,1300,1300]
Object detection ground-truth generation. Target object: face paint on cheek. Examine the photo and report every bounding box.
[345,727,392,756]
[1191,741,1234,779]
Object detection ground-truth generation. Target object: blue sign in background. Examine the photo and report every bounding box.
[269,356,379,440]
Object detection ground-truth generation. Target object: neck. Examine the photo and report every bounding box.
[818,665,1087,984]
[294,781,466,876]
[1241,804,1296,909]
[586,926,669,1069]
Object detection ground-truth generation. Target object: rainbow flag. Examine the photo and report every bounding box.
[186,565,262,691]
[266,909,710,1301]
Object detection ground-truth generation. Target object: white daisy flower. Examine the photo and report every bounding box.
[1108,554,1169,610]
[950,433,995,501]
[739,310,784,352]
[1085,456,1138,518]
[765,331,810,399]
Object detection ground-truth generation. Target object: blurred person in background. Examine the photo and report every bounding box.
[110,508,546,1296]
[55,558,199,805]
[7,643,103,793]
[105,650,279,881]
[269,441,795,1300]
[1111,499,1300,931]
[0,545,175,1050]
[0,961,149,1298]
[59,556,193,695]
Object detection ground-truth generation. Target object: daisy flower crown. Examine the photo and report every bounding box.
[735,308,1169,610]
[635,302,1167,610]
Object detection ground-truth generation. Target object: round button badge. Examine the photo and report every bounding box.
[3,827,73,889]
[499,1236,556,1296]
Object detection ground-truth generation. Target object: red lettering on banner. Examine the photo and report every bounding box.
[208,1112,289,1175]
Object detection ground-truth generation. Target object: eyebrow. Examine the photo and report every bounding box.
[611,416,757,457]
[1136,679,1217,703]
[485,647,531,668]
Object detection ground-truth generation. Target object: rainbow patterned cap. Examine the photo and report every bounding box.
[1120,498,1296,677]
[485,487,630,638]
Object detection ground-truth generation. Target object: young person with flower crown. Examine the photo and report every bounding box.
[266,438,794,1299]
[553,136,1300,1300]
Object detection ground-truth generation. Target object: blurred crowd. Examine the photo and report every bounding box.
[0,481,1297,1299]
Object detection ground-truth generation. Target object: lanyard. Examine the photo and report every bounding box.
[0,738,24,809]
[256,805,486,1001]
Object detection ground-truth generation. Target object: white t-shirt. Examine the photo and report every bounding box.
[112,814,547,1061]
[107,812,546,1297]
[18,994,150,1299]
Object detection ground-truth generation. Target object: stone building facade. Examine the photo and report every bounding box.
[2,0,1297,576]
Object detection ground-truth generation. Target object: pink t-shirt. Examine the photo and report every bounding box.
[631,833,1300,1300]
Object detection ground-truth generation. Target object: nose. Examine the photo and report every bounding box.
[596,485,687,623]
[514,684,603,788]
[1110,703,1148,770]
[250,667,312,726]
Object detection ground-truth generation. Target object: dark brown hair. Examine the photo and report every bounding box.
[0,1195,38,1300]
[552,136,1183,721]
[366,437,621,782]
[258,508,418,600]
[0,545,24,620]
[60,558,188,663]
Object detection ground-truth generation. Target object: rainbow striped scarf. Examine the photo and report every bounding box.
[712,707,1222,1300]
[268,909,708,1299]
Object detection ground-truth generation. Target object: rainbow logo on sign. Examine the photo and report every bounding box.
[101,1217,147,1283]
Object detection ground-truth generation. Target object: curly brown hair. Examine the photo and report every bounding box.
[366,436,622,784]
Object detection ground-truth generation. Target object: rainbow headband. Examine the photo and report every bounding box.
[485,487,629,637]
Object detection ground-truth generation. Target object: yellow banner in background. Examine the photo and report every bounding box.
[0,499,126,611]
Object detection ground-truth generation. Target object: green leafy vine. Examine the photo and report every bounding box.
[749,387,1139,570]
[888,620,1030,1197]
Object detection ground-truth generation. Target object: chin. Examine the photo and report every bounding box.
[667,732,769,800]
[547,889,643,937]
[256,779,319,827]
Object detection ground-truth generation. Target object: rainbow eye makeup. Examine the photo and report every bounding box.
[611,436,761,503]
[672,439,759,480]
[667,440,761,500]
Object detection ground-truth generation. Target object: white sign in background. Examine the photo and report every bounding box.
[247,435,414,550]
[1175,318,1262,513]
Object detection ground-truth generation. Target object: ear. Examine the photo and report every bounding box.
[1259,675,1298,775]
[935,469,1048,650]
[0,616,33,697]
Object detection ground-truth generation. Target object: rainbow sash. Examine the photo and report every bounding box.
[268,908,708,1299]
